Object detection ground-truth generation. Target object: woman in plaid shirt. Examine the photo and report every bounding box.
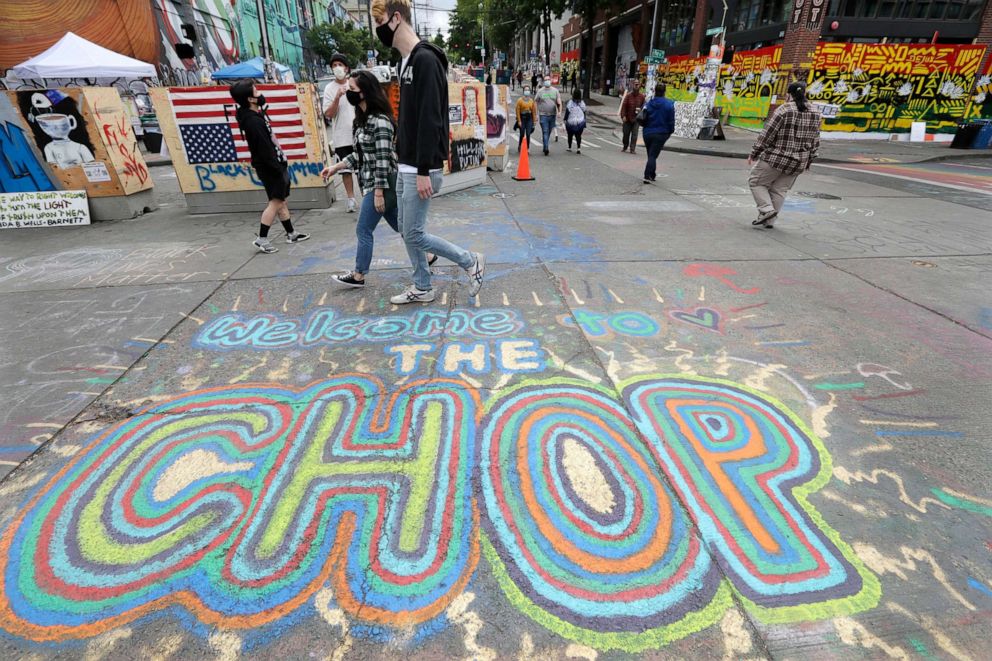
[323,71,434,287]
[748,82,821,229]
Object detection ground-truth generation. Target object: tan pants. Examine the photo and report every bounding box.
[748,160,799,215]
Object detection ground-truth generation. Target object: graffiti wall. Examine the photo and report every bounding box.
[717,46,782,130]
[447,82,487,174]
[486,84,509,161]
[149,83,327,194]
[237,0,304,78]
[0,0,158,73]
[659,55,707,103]
[807,43,987,134]
[3,88,151,197]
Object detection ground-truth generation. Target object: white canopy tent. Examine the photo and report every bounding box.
[11,32,156,79]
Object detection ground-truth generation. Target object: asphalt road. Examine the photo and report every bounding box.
[0,133,990,660]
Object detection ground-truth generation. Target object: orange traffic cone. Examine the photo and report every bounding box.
[512,136,535,181]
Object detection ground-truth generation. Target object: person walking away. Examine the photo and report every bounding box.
[515,87,537,153]
[372,0,485,304]
[229,81,310,253]
[748,82,820,229]
[535,79,561,156]
[620,82,645,154]
[322,53,359,213]
[640,83,675,183]
[531,71,538,91]
[321,71,402,287]
[564,88,586,154]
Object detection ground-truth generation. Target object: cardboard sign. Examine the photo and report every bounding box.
[0,190,90,229]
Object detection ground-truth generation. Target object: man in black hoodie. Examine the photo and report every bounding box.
[229,80,310,253]
[372,0,485,304]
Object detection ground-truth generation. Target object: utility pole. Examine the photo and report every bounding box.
[649,0,659,53]
[366,0,375,62]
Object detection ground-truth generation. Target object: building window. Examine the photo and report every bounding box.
[732,0,791,31]
[834,0,982,19]
[656,0,697,47]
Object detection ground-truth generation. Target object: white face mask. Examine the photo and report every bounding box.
[333,65,347,80]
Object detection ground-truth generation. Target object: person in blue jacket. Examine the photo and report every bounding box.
[640,83,676,183]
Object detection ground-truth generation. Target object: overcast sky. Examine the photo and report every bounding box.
[416,0,455,39]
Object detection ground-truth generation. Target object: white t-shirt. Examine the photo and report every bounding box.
[322,78,355,149]
[397,55,441,175]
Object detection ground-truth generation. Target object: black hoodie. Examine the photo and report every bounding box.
[397,41,449,176]
[235,105,285,174]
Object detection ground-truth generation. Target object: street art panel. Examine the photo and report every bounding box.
[806,42,988,133]
[5,88,149,197]
[967,56,992,121]
[717,46,782,130]
[149,84,327,194]
[660,55,707,103]
[0,93,58,193]
[486,84,509,159]
[236,0,303,78]
[153,0,240,83]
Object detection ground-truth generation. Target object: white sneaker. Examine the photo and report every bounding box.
[253,237,278,254]
[286,231,310,244]
[347,198,357,213]
[466,252,486,297]
[390,285,435,305]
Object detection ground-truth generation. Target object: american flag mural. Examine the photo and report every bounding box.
[169,85,308,164]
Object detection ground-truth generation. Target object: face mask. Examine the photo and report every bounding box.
[254,94,267,108]
[376,15,397,49]
[333,66,347,80]
[523,90,531,97]
[544,81,551,88]
[345,90,362,106]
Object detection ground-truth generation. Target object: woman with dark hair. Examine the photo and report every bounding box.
[747,81,821,229]
[322,70,434,287]
[564,88,587,154]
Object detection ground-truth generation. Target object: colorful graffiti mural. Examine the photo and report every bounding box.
[807,43,987,133]
[718,46,782,130]
[0,93,58,193]
[659,55,708,103]
[0,372,877,650]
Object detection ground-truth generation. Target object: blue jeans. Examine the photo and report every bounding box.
[539,114,555,151]
[518,116,534,151]
[643,132,671,180]
[397,171,473,291]
[354,189,398,274]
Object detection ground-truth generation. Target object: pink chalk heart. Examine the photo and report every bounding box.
[669,307,722,333]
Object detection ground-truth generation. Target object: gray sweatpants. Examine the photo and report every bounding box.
[748,160,799,215]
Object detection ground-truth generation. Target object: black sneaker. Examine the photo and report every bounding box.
[332,272,365,288]
[286,231,311,244]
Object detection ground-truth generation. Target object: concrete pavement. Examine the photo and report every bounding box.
[0,135,990,659]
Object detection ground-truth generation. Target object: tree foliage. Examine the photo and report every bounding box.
[305,22,374,70]
[447,0,517,66]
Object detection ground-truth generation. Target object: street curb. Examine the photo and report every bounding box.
[589,109,992,166]
[147,158,174,168]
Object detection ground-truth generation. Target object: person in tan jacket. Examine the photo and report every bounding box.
[515,87,537,153]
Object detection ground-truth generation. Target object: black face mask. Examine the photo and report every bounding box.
[254,94,267,108]
[376,15,397,49]
[345,90,362,106]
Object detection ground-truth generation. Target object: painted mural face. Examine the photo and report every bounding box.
[17,90,96,169]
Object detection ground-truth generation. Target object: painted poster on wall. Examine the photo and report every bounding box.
[150,84,328,195]
[660,55,707,103]
[5,88,149,197]
[806,43,987,133]
[0,94,59,194]
[485,84,508,158]
[453,82,485,127]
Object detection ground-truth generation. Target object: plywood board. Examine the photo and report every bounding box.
[4,88,127,197]
[151,84,329,195]
[80,88,153,196]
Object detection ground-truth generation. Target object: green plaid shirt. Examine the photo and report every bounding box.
[343,114,397,194]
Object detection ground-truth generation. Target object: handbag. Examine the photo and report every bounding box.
[383,171,398,213]
[635,105,649,126]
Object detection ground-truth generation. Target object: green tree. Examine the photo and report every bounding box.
[431,30,446,52]
[305,22,372,70]
[569,0,625,98]
[515,0,567,68]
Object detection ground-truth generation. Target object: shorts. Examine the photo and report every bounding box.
[334,145,354,174]
[257,165,291,201]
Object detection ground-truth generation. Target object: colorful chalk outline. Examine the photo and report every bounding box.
[0,374,878,651]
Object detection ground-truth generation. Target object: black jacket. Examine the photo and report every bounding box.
[397,42,449,176]
[236,106,285,172]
